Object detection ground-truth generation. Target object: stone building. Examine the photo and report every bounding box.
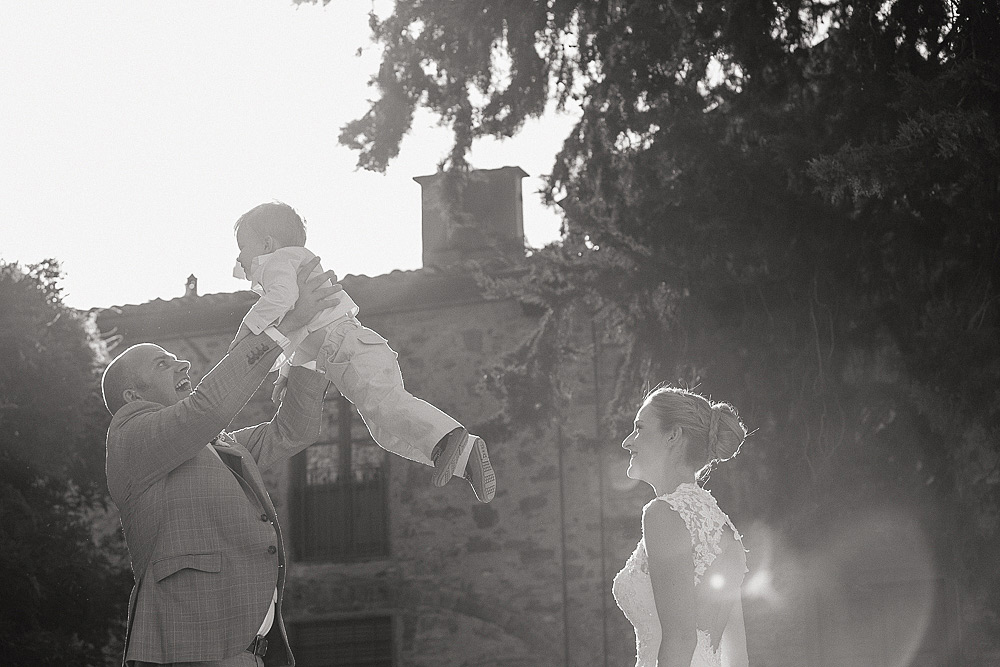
[97,167,965,666]
[98,167,637,666]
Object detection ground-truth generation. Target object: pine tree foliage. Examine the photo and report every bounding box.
[315,0,1000,644]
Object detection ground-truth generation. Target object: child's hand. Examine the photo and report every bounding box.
[271,374,288,406]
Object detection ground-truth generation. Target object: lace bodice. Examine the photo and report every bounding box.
[613,483,747,667]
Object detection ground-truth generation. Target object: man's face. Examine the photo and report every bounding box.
[126,344,193,407]
[236,224,270,277]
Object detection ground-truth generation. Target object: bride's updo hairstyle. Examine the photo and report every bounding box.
[642,387,747,486]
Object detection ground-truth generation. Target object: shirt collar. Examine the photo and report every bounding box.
[232,252,276,293]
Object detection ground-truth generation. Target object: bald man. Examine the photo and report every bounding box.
[104,258,339,667]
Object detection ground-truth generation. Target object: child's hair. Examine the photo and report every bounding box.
[234,201,307,247]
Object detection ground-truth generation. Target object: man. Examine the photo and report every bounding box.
[104,258,340,667]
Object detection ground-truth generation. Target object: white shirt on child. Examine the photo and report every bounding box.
[234,247,358,370]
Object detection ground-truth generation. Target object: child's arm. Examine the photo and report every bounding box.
[242,256,302,336]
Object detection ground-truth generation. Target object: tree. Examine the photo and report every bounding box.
[0,260,131,665]
[321,0,1000,649]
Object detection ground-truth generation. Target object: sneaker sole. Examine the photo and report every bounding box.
[465,437,496,503]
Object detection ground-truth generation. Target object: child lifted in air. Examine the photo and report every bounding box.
[230,201,495,502]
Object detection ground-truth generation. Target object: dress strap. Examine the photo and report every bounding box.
[659,482,740,584]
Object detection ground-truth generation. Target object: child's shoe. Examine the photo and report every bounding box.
[463,436,495,503]
[431,427,467,487]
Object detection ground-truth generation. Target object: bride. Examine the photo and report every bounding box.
[613,387,750,667]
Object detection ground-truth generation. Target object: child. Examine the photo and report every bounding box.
[229,201,495,503]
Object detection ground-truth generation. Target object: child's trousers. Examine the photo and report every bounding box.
[317,317,461,466]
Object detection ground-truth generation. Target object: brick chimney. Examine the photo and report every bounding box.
[413,166,527,268]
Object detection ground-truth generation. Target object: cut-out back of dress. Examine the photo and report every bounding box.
[613,483,749,667]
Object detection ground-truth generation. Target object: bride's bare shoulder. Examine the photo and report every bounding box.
[642,498,689,555]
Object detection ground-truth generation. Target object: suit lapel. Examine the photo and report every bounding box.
[211,437,263,510]
[217,449,245,478]
[211,434,275,515]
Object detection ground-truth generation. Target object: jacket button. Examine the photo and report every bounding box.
[268,545,277,554]
[260,513,269,522]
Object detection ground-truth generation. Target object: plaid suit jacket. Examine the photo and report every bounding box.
[106,334,328,666]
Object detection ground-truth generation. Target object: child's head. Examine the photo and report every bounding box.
[234,201,307,275]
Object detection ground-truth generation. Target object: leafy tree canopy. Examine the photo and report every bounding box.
[316,0,1000,641]
[0,260,130,665]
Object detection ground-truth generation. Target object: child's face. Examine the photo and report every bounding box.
[236,224,270,276]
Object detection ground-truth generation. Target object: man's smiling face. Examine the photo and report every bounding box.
[126,344,193,407]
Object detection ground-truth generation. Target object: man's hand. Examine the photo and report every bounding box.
[271,374,288,406]
[276,257,343,336]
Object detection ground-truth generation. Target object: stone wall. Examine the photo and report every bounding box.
[98,279,971,666]
[121,289,625,666]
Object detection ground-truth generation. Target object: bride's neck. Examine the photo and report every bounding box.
[648,466,696,497]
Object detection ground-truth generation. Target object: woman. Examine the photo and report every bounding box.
[613,387,750,667]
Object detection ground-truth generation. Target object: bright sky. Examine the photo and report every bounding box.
[1,1,574,310]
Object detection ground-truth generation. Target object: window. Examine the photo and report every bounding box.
[290,616,393,667]
[291,394,389,561]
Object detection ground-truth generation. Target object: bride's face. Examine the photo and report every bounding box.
[622,403,667,482]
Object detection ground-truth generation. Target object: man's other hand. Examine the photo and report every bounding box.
[277,257,343,335]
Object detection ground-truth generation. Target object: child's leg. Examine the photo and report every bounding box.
[296,327,328,362]
[320,319,461,466]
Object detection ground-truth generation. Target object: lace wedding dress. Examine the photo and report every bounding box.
[613,483,749,667]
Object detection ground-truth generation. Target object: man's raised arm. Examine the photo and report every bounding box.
[107,259,342,499]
